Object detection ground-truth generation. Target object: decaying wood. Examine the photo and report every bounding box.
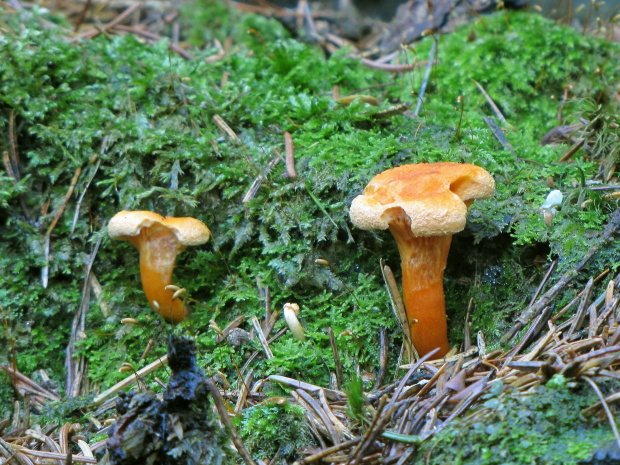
[472,79,515,131]
[215,314,248,345]
[206,379,258,465]
[242,155,282,203]
[90,355,169,407]
[284,131,297,179]
[66,235,103,398]
[41,166,82,289]
[360,58,429,73]
[328,327,344,389]
[69,3,141,41]
[381,261,414,362]
[483,116,515,154]
[250,316,274,359]
[270,375,345,402]
[413,37,437,117]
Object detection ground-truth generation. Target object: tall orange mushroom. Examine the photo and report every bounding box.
[108,211,211,323]
[349,163,495,358]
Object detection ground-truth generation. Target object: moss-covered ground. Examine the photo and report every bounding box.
[421,375,616,465]
[1,2,620,463]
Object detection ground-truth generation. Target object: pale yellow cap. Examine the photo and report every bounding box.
[108,210,211,246]
[349,163,495,237]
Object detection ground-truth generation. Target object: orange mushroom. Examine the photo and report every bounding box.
[349,163,495,358]
[108,211,211,323]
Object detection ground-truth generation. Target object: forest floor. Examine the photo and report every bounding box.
[1,0,620,464]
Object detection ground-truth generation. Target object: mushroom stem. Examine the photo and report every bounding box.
[109,211,211,323]
[283,303,306,341]
[388,214,451,358]
[349,163,495,360]
[131,225,187,323]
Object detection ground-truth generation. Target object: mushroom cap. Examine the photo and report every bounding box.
[350,162,495,236]
[108,210,211,246]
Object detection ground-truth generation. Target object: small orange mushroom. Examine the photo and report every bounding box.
[349,163,495,358]
[108,211,211,323]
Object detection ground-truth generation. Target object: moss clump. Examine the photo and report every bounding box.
[234,400,314,463]
[407,12,617,129]
[418,375,613,465]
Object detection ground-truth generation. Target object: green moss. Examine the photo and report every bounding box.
[234,400,314,462]
[418,375,613,465]
[395,11,619,270]
[403,12,617,130]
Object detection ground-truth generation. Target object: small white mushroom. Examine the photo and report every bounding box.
[540,189,563,226]
[283,303,306,341]
[540,189,563,210]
